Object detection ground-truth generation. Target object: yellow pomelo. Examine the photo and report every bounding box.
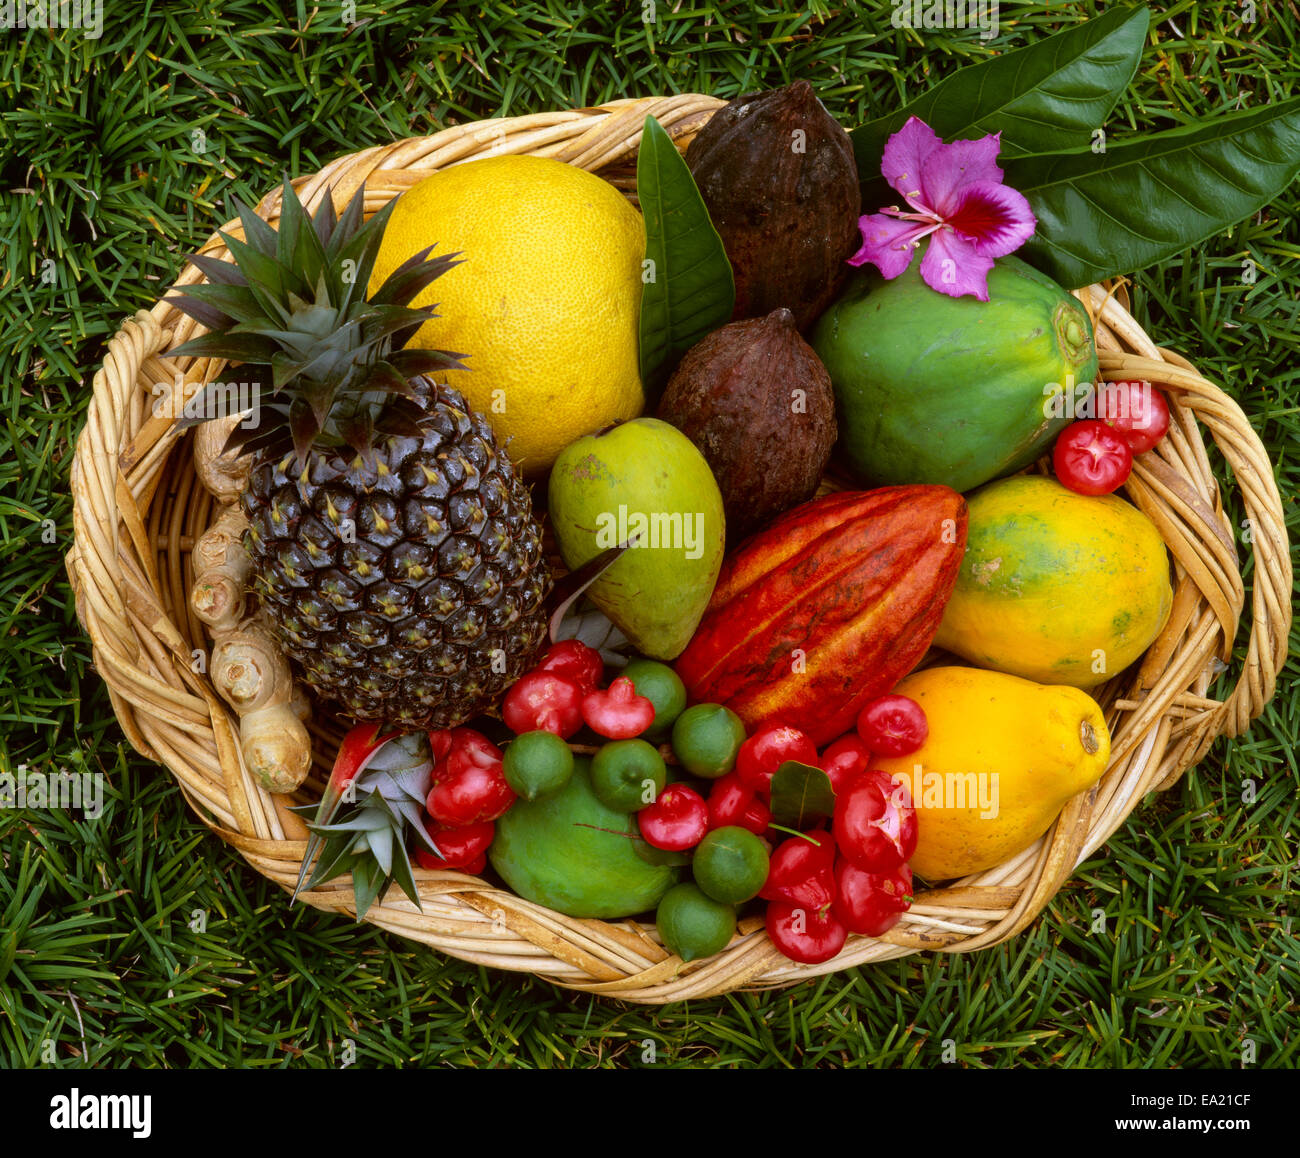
[874,666,1110,882]
[369,155,646,472]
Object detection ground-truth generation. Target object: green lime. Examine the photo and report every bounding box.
[692,826,769,904]
[621,659,688,742]
[502,730,575,801]
[670,703,748,779]
[656,882,737,962]
[591,739,668,813]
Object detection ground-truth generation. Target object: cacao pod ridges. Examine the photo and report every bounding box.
[675,486,968,746]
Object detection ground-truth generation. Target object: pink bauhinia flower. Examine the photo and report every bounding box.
[849,116,1037,301]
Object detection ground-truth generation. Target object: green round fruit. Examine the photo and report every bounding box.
[671,703,747,779]
[489,758,681,918]
[656,883,737,962]
[502,730,575,801]
[621,659,688,741]
[692,826,770,904]
[591,739,667,813]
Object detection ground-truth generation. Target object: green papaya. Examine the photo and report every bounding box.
[811,256,1098,493]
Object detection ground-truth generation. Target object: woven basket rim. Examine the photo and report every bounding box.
[64,95,1294,1003]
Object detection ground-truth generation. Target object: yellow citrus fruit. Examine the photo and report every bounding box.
[369,155,646,473]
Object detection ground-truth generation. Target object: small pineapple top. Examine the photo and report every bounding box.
[167,179,466,469]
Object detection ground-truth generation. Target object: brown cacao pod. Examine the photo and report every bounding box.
[656,308,837,543]
[685,79,861,331]
[674,486,968,746]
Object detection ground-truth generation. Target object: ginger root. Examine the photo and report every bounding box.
[211,623,312,794]
[191,504,251,631]
[192,503,313,795]
[193,412,253,504]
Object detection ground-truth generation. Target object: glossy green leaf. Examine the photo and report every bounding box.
[1007,97,1300,288]
[769,761,836,830]
[637,114,735,398]
[852,5,1150,173]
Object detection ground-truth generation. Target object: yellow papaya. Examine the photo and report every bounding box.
[933,475,1173,687]
[874,667,1110,881]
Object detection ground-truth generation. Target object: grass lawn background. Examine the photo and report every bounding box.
[1,0,1296,1067]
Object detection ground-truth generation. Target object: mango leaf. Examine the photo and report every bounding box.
[769,761,836,829]
[851,4,1150,175]
[637,114,735,398]
[546,544,627,642]
[1005,97,1300,289]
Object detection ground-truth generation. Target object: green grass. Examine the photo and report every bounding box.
[1,1,1297,1068]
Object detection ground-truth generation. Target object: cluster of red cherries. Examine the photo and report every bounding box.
[413,635,931,967]
[1053,378,1171,496]
[412,640,659,874]
[719,700,926,966]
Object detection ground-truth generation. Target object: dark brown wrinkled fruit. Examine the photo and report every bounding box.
[657,309,837,542]
[686,80,861,332]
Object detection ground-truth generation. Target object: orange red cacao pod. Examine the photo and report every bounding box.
[674,486,968,746]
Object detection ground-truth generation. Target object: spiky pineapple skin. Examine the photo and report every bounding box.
[243,382,550,728]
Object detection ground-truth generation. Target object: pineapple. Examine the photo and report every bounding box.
[291,724,438,919]
[168,180,551,729]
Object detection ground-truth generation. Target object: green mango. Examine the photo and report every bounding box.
[811,256,1098,493]
[548,418,725,660]
[489,758,681,918]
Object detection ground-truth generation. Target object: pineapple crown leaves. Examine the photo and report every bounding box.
[290,729,443,921]
[164,177,469,470]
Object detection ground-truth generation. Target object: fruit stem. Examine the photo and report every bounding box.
[767,823,823,843]
[572,822,639,839]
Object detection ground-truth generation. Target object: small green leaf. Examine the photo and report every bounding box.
[851,5,1150,171]
[1006,97,1300,288]
[636,114,734,399]
[769,761,836,829]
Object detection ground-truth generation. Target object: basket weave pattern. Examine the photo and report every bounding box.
[66,97,1292,1002]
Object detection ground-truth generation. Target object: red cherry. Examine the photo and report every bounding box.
[425,731,515,826]
[833,861,913,936]
[637,784,710,851]
[758,831,837,909]
[502,670,585,738]
[1053,419,1133,496]
[428,728,454,763]
[832,769,918,873]
[1095,379,1171,455]
[706,773,772,836]
[819,733,872,795]
[536,639,604,696]
[765,900,847,965]
[735,722,818,794]
[856,695,928,758]
[581,677,656,740]
[415,819,495,870]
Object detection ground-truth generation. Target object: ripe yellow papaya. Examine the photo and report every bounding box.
[874,667,1110,881]
[932,475,1173,687]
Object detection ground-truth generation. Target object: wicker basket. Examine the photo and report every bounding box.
[66,96,1293,1003]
